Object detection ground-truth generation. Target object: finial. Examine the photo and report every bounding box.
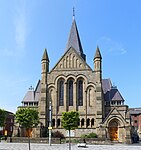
[29,85,34,90]
[73,7,75,19]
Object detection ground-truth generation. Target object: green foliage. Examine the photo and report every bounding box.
[62,111,79,130]
[15,108,39,129]
[81,132,98,138]
[0,109,7,127]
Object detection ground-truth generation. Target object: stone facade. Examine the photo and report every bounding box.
[14,18,131,143]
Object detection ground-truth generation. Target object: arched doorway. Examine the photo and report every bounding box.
[108,119,118,141]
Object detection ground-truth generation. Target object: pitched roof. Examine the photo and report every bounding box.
[129,108,141,115]
[34,80,41,102]
[102,79,124,101]
[22,90,35,102]
[65,18,86,60]
[22,80,41,103]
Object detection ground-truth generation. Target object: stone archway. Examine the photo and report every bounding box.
[108,119,119,141]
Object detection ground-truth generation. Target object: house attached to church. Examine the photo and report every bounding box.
[14,18,131,143]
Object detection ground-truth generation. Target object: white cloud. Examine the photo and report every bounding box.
[97,36,127,55]
[15,13,26,49]
[0,1,28,58]
[13,1,27,54]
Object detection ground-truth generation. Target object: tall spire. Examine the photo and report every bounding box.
[65,15,86,60]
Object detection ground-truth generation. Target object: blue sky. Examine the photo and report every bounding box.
[0,0,141,113]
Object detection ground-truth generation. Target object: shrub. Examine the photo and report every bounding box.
[88,132,98,138]
[52,131,64,138]
[81,132,98,138]
[81,134,88,138]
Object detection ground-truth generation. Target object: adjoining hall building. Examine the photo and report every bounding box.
[0,111,14,137]
[14,17,131,143]
[129,108,141,139]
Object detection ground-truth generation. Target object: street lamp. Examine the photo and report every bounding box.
[48,101,52,146]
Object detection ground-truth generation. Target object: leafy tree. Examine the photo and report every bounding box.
[62,111,79,150]
[0,109,7,127]
[15,108,39,150]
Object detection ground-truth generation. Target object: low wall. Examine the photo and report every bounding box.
[7,137,61,144]
[7,137,112,145]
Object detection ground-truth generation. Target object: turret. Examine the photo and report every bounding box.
[41,48,49,83]
[38,48,49,128]
[94,46,103,131]
[94,46,102,82]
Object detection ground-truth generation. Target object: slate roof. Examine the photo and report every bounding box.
[34,80,41,102]
[65,18,86,60]
[129,108,141,115]
[102,79,124,102]
[22,80,41,103]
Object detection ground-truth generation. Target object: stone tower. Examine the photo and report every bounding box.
[93,46,104,136]
[38,48,49,127]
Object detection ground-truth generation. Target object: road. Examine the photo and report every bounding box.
[0,143,141,150]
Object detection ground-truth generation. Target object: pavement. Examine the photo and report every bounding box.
[0,143,141,150]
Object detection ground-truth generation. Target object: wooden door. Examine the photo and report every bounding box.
[108,120,118,141]
[109,127,118,141]
[26,128,32,137]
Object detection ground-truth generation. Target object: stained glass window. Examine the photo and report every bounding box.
[68,80,73,106]
[78,80,83,106]
[59,80,64,106]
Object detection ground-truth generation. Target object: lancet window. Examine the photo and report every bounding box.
[77,79,83,106]
[58,80,64,106]
[68,79,73,106]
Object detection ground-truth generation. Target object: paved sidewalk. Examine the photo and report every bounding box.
[0,143,141,150]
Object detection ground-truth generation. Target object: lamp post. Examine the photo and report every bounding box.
[48,101,52,146]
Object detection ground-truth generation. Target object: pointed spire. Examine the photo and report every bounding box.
[65,18,86,60]
[94,46,102,59]
[42,48,49,62]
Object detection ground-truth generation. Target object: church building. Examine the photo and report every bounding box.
[15,17,131,143]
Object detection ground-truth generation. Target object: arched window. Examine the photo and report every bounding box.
[81,118,84,127]
[77,80,83,106]
[68,80,73,106]
[91,118,94,127]
[77,118,80,126]
[88,89,91,106]
[52,119,55,127]
[86,118,90,127]
[58,80,64,106]
[57,119,60,127]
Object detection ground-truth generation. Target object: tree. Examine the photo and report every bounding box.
[0,109,7,139]
[0,109,7,127]
[15,108,39,150]
[62,111,79,150]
